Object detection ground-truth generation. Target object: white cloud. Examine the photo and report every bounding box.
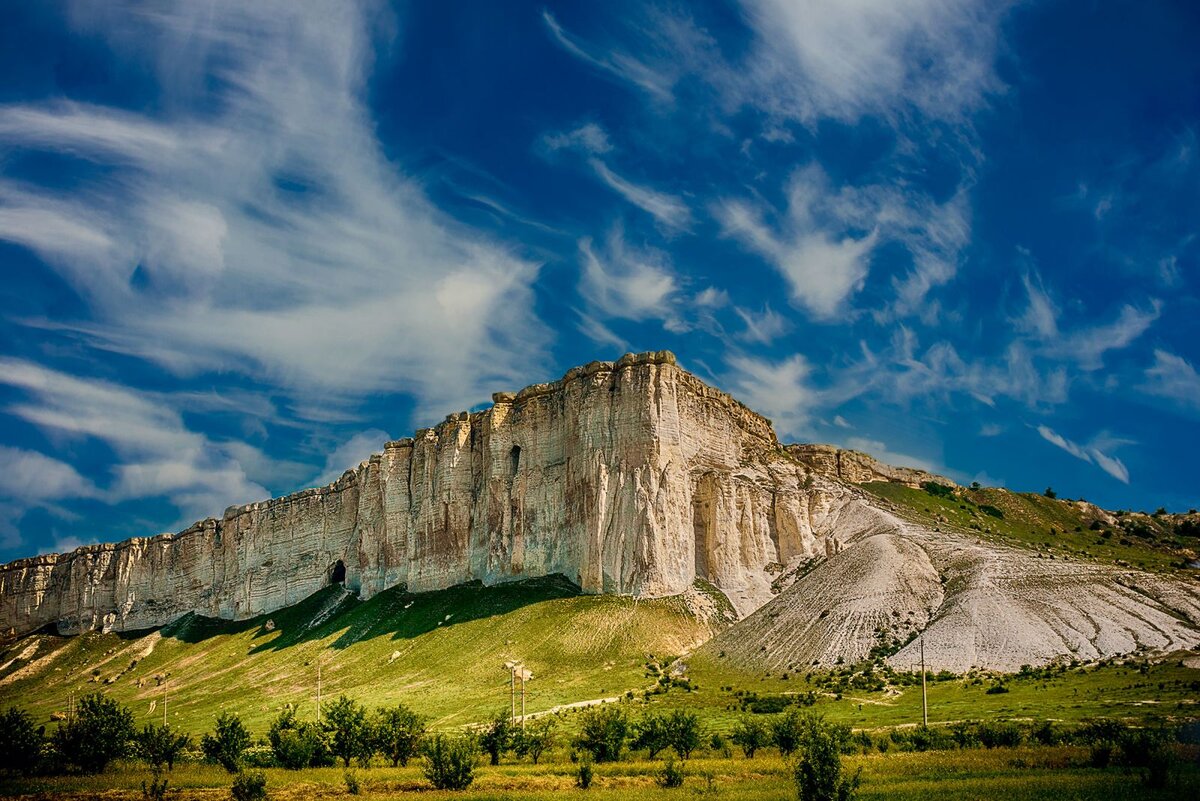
[832,415,852,429]
[541,122,612,155]
[734,305,791,344]
[1035,424,1130,484]
[694,287,729,308]
[541,10,675,102]
[0,446,99,503]
[0,357,272,527]
[724,353,816,439]
[843,436,949,477]
[0,1,549,423]
[588,159,692,232]
[578,229,682,326]
[735,0,1006,125]
[1141,349,1200,412]
[316,429,390,486]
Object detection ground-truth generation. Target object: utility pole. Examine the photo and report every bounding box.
[163,680,168,727]
[317,661,322,725]
[518,667,532,728]
[920,636,928,728]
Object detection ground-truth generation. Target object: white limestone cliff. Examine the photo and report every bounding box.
[0,352,849,635]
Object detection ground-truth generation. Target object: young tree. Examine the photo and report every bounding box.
[322,695,374,767]
[268,707,330,770]
[202,712,251,773]
[772,708,807,757]
[373,704,426,767]
[573,705,629,763]
[423,734,477,791]
[792,714,860,801]
[478,711,513,766]
[631,713,671,758]
[731,716,770,758]
[0,707,45,776]
[513,718,555,765]
[136,723,192,771]
[666,710,702,760]
[53,693,135,774]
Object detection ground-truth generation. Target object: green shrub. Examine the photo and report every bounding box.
[513,718,555,764]
[136,723,191,772]
[573,705,629,762]
[141,770,169,801]
[322,696,374,767]
[979,505,1004,519]
[423,734,477,791]
[657,757,685,788]
[268,708,330,769]
[977,721,1022,748]
[732,716,770,758]
[343,768,361,795]
[575,759,594,789]
[923,481,955,499]
[202,712,250,773]
[373,704,425,767]
[793,715,861,801]
[478,711,513,766]
[230,769,267,801]
[53,693,135,774]
[0,707,45,776]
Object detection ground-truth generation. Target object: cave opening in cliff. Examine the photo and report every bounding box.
[329,559,346,585]
[510,444,521,474]
[693,475,718,582]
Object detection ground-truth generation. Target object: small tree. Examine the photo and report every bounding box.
[0,707,45,776]
[423,734,477,791]
[772,708,806,756]
[478,711,513,766]
[202,712,251,773]
[231,769,268,801]
[136,723,192,771]
[657,756,685,788]
[666,710,702,760]
[323,695,374,767]
[373,704,426,767]
[53,692,135,774]
[732,716,770,758]
[574,705,629,763]
[1044,487,1057,499]
[632,713,672,758]
[268,707,330,769]
[793,714,860,801]
[513,718,555,764]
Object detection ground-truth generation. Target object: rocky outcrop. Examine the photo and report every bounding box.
[0,352,851,635]
[787,444,955,488]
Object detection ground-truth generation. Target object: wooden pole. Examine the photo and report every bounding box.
[520,674,526,728]
[510,667,516,725]
[317,661,322,725]
[163,680,168,727]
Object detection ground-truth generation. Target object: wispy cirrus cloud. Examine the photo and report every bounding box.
[1141,349,1200,414]
[1036,424,1131,484]
[578,228,684,331]
[724,352,817,438]
[588,158,692,232]
[0,0,549,423]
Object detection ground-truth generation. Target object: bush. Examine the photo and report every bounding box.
[666,710,703,760]
[322,695,374,767]
[1044,487,1057,499]
[136,723,191,772]
[657,757,685,788]
[141,770,169,801]
[1031,721,1060,746]
[423,734,477,791]
[0,707,45,776]
[513,718,555,764]
[977,721,1022,749]
[343,768,361,795]
[575,759,594,789]
[792,715,861,801]
[709,733,731,758]
[772,708,809,756]
[268,708,330,770]
[478,711,513,766]
[202,712,251,773]
[230,769,267,801]
[632,712,671,758]
[923,481,955,499]
[53,693,135,774]
[732,716,770,758]
[573,705,629,762]
[373,704,425,767]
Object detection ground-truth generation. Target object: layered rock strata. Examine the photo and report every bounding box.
[0,352,848,636]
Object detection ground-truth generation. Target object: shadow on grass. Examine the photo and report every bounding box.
[158,573,582,655]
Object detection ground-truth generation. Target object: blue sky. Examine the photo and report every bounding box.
[0,0,1198,559]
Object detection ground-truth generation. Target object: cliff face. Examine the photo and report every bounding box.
[0,352,857,636]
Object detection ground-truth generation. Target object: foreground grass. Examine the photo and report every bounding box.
[2,748,1196,800]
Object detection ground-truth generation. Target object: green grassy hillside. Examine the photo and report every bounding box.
[0,575,720,735]
[861,481,1198,574]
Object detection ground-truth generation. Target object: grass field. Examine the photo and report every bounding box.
[860,481,1198,574]
[2,747,1196,800]
[0,575,719,734]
